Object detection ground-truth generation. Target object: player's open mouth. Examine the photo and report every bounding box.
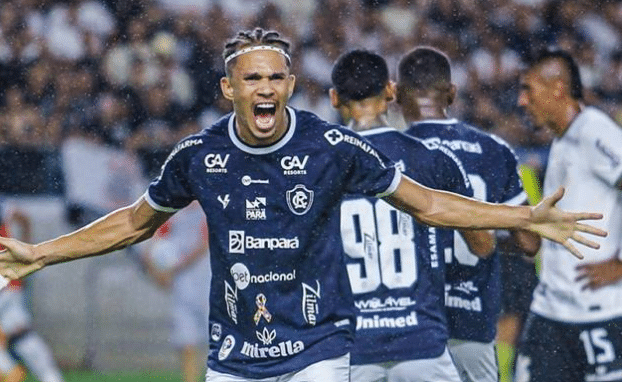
[254,103,277,130]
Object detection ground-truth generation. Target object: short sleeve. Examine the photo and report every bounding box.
[335,129,401,198]
[146,144,195,212]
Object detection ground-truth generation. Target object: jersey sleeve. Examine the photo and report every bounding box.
[586,118,622,187]
[335,129,401,198]
[145,141,196,212]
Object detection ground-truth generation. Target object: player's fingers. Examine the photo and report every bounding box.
[563,242,584,260]
[571,232,602,249]
[572,213,605,223]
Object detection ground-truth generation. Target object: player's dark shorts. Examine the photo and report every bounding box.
[500,254,537,319]
[516,312,622,382]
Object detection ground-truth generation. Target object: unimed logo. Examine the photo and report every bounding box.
[228,231,299,254]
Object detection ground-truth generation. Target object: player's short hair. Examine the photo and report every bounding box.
[398,47,451,91]
[222,27,292,76]
[529,48,583,100]
[331,49,389,102]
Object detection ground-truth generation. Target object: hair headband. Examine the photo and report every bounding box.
[224,45,291,65]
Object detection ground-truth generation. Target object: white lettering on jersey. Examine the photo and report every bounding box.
[162,139,203,169]
[228,231,300,254]
[204,153,229,173]
[356,312,418,330]
[281,155,309,175]
[302,281,321,326]
[354,296,416,313]
[224,281,239,324]
[240,340,305,359]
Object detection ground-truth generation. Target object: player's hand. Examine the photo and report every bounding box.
[528,187,606,259]
[575,252,622,290]
[0,236,42,281]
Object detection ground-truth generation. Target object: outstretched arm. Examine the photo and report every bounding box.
[383,175,606,259]
[0,196,174,281]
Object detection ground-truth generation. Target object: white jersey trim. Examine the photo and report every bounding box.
[228,106,297,155]
[376,168,402,198]
[144,191,182,213]
[410,118,460,126]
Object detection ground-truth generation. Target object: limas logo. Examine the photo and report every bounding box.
[204,153,230,173]
[229,231,300,254]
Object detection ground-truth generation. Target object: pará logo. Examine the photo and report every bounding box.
[286,184,314,215]
[281,155,309,175]
[204,153,229,173]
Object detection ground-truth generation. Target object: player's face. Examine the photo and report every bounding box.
[517,70,559,134]
[220,50,295,146]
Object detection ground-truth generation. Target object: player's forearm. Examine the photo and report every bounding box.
[386,175,531,231]
[34,199,166,267]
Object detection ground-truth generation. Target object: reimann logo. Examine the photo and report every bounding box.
[204,153,230,173]
[228,231,299,254]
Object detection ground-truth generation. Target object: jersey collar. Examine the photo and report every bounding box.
[228,106,297,154]
[410,118,459,126]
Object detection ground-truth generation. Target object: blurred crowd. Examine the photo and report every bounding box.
[2,0,622,182]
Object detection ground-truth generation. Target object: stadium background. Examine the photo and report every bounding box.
[2,0,621,380]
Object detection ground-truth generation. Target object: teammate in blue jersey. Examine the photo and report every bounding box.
[0,29,607,382]
[399,46,542,382]
[330,49,495,382]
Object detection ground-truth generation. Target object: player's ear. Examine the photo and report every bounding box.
[385,81,397,103]
[287,74,296,99]
[447,84,457,106]
[329,88,341,108]
[220,76,234,101]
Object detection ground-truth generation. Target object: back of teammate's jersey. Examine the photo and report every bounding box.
[406,119,526,342]
[342,127,472,363]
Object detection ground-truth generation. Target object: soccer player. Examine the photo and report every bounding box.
[140,201,210,382]
[514,49,622,382]
[330,49,494,381]
[0,29,606,381]
[400,46,541,382]
[0,206,65,382]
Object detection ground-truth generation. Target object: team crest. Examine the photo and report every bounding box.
[286,184,314,215]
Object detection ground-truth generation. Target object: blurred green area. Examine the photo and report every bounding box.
[24,370,184,382]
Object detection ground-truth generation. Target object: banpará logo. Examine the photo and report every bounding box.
[229,231,300,254]
[286,184,314,215]
[204,153,230,173]
[218,335,236,360]
[281,155,309,175]
[240,340,305,359]
[230,262,297,291]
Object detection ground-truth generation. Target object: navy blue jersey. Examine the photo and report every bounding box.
[406,119,527,343]
[146,108,400,378]
[342,127,473,364]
